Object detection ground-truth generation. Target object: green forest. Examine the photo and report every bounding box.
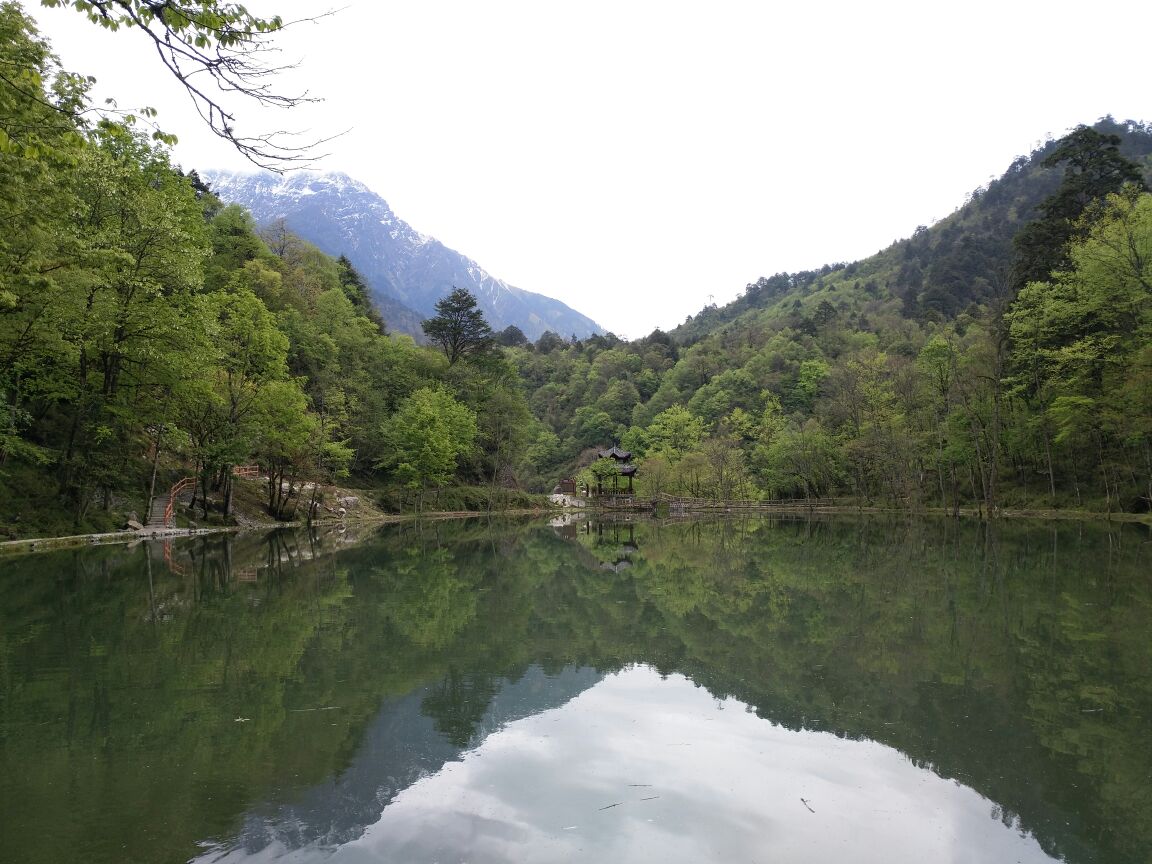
[2,1,1151,538]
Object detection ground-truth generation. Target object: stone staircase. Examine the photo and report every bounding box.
[146,477,197,530]
[145,494,170,529]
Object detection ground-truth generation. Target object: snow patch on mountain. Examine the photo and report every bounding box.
[202,170,602,341]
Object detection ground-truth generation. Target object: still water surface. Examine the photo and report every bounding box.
[1,516,1149,863]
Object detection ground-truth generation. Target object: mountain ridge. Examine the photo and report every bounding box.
[669,117,1152,346]
[202,170,603,341]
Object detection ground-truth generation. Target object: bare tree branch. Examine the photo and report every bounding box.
[41,0,344,170]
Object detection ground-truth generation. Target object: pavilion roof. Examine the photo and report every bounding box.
[598,446,632,461]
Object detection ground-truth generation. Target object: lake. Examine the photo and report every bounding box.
[1,515,1149,863]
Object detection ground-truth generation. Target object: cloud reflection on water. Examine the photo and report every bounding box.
[325,665,1056,864]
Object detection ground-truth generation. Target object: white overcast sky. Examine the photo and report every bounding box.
[31,0,1151,338]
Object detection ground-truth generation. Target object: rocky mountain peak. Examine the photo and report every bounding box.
[203,170,603,341]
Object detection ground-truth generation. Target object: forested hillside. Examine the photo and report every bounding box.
[2,0,1150,538]
[509,119,1152,514]
[0,3,550,537]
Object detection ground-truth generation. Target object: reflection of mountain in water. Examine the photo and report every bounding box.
[5,518,1149,864]
[208,665,603,859]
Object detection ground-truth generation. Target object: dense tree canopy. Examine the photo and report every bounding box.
[497,122,1152,514]
[0,4,547,533]
[1012,126,1147,291]
[378,387,477,502]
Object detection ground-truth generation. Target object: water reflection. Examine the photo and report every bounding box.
[200,666,1057,864]
[196,665,603,862]
[1,516,1149,864]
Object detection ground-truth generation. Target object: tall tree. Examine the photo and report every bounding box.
[0,2,89,468]
[336,254,385,331]
[422,287,494,365]
[377,387,477,508]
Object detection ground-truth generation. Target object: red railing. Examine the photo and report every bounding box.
[162,539,187,576]
[232,464,260,478]
[164,477,197,527]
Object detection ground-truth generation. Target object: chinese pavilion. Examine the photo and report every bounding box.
[597,445,636,494]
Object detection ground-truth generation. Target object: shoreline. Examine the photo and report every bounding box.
[0,507,559,557]
[2,503,1148,557]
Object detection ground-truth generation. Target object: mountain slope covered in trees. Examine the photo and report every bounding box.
[508,119,1152,514]
[0,3,556,536]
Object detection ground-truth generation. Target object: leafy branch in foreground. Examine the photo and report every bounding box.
[40,0,339,168]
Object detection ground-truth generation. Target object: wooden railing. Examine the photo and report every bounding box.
[156,468,256,529]
[164,477,197,527]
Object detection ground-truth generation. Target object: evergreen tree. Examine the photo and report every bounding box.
[495,324,528,347]
[336,254,385,330]
[422,287,494,365]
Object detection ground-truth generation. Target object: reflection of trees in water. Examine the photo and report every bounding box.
[188,518,1152,862]
[421,667,502,748]
[0,530,374,863]
[374,546,479,650]
[152,527,356,593]
[4,517,1149,864]
[535,515,1152,864]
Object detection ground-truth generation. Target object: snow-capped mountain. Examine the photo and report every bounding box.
[202,171,603,341]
